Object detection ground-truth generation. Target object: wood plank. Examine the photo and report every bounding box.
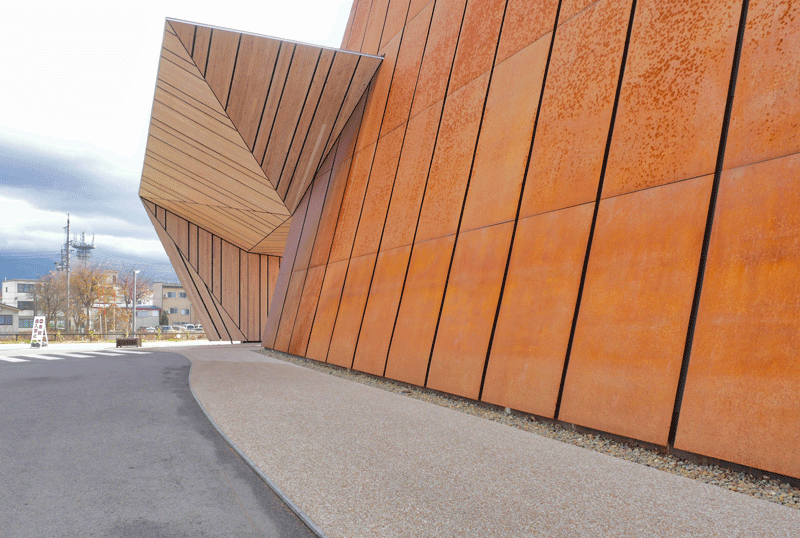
[248,252,261,340]
[198,228,212,285]
[262,44,322,184]
[227,35,281,149]
[192,26,212,75]
[168,20,195,54]
[239,249,249,338]
[221,240,241,325]
[205,29,240,108]
[188,223,199,271]
[277,48,336,198]
[212,235,222,300]
[260,254,271,328]
[253,42,296,172]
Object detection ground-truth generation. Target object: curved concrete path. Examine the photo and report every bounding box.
[181,344,800,538]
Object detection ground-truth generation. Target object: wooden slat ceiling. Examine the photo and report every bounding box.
[139,19,382,256]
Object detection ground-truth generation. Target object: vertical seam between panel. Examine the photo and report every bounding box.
[323,37,403,368]
[553,0,639,419]
[478,0,564,402]
[667,0,750,447]
[423,0,511,388]
[224,34,243,110]
[349,0,428,373]
[382,0,467,378]
[204,29,213,77]
[253,42,284,155]
[276,49,324,193]
[261,45,298,166]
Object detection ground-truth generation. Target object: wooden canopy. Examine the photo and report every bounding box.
[139,19,382,255]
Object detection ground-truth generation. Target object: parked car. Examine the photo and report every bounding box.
[145,327,157,333]
[159,325,175,332]
[184,324,196,331]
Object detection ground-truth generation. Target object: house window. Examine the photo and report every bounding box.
[166,292,176,298]
[19,319,33,328]
[169,308,178,314]
[0,315,12,325]
[17,301,35,311]
[179,292,187,298]
[180,309,189,315]
[18,283,35,293]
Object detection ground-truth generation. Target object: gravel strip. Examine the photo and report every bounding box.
[257,347,799,510]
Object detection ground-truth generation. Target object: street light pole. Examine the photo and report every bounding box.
[132,270,140,335]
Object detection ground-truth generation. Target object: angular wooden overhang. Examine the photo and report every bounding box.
[139,19,382,255]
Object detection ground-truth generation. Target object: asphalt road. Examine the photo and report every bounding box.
[0,347,317,538]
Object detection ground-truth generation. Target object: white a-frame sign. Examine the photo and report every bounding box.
[31,316,49,348]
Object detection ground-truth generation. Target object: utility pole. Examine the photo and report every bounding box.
[132,270,140,335]
[65,215,71,332]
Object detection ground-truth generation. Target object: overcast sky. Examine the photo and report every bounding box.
[0,0,352,280]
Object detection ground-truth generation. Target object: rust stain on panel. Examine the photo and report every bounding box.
[603,0,740,198]
[496,0,560,63]
[449,0,506,94]
[415,74,489,242]
[460,35,550,232]
[521,0,632,218]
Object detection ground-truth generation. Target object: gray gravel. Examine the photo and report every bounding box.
[257,347,800,510]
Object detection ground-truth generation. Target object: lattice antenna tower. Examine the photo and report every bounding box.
[71,232,96,263]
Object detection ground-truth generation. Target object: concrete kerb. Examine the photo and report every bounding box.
[187,361,328,538]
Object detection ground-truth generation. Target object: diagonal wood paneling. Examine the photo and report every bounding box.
[140,19,381,261]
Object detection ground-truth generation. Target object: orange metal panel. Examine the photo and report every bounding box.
[191,26,212,75]
[602,0,739,199]
[226,35,281,150]
[384,234,455,386]
[352,245,412,375]
[560,176,712,446]
[221,240,241,326]
[310,157,353,267]
[496,0,559,63]
[725,0,800,170]
[381,2,433,135]
[363,0,392,55]
[382,0,412,49]
[327,253,377,368]
[262,193,310,347]
[408,0,432,21]
[274,269,307,352]
[415,73,489,242]
[460,35,550,232]
[306,259,349,361]
[520,0,632,218]
[427,222,514,400]
[289,265,327,356]
[675,155,800,478]
[381,101,442,251]
[558,0,601,24]
[355,37,400,153]
[345,0,373,51]
[351,126,406,257]
[205,28,240,107]
[410,0,467,116]
[449,0,505,94]
[294,170,332,272]
[328,142,378,262]
[482,203,594,417]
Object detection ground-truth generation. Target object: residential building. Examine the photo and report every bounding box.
[0,303,20,335]
[2,279,38,330]
[152,282,197,326]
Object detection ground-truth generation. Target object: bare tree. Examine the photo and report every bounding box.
[71,263,114,332]
[116,269,153,310]
[35,271,67,329]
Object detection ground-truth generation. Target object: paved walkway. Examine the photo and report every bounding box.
[180,344,800,538]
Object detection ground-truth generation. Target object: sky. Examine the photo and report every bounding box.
[0,0,353,283]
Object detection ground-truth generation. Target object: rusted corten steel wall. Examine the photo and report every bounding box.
[144,201,281,342]
[262,0,800,480]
